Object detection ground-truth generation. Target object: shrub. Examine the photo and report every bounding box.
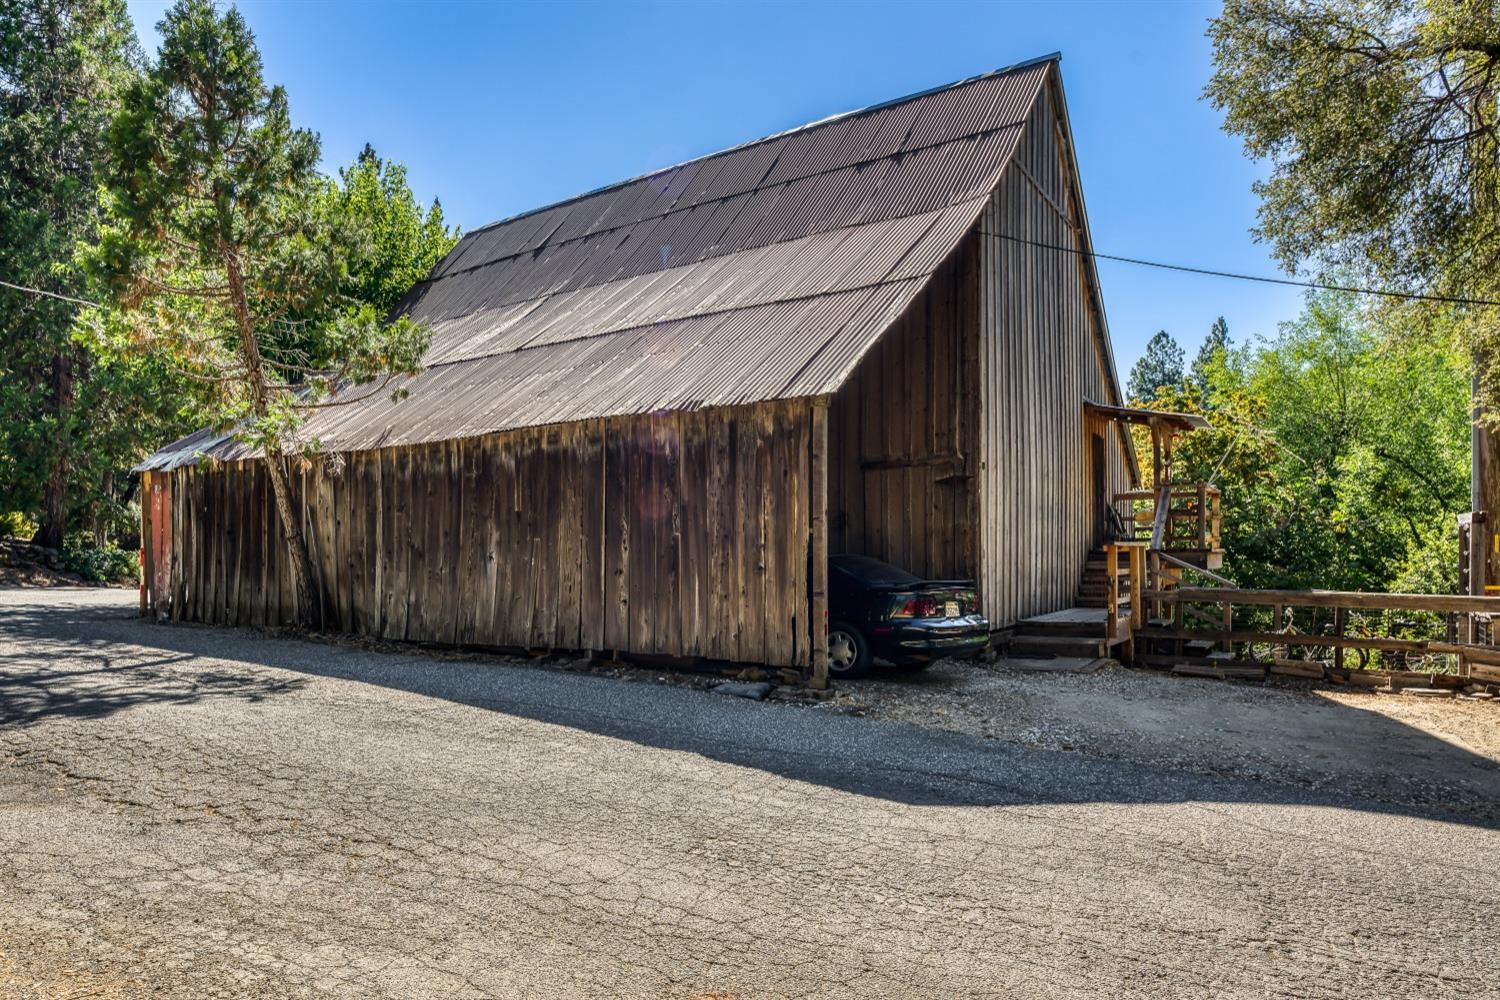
[0,511,37,539]
[62,534,140,583]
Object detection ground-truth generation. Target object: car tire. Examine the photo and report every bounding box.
[827,622,872,678]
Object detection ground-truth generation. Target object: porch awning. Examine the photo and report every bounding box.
[1084,400,1210,432]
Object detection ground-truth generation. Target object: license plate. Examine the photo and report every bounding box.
[944,600,960,618]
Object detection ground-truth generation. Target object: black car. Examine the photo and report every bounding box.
[826,554,989,678]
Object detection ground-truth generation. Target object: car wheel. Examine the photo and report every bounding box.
[827,622,872,678]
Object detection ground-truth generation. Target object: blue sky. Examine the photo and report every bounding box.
[124,0,1305,375]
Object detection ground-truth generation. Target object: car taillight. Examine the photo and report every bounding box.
[891,597,941,619]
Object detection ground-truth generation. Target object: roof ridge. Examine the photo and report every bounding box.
[457,52,1061,241]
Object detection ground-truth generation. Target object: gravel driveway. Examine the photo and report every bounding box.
[1,588,1495,999]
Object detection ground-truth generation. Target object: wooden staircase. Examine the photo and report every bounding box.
[1010,608,1111,658]
[1009,547,1137,659]
[1075,548,1125,609]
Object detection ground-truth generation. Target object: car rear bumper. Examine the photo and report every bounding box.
[872,616,990,662]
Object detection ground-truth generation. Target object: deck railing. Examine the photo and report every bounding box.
[1113,483,1222,555]
[1100,541,1146,648]
[1132,585,1500,684]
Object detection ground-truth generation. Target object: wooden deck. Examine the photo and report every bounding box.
[1021,607,1107,627]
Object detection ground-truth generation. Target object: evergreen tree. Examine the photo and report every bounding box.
[1190,316,1231,401]
[86,0,430,624]
[0,0,142,546]
[326,144,458,316]
[1126,330,1185,402]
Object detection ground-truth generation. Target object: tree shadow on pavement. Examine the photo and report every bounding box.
[4,590,1498,831]
[0,595,306,731]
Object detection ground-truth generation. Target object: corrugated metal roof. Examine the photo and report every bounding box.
[140,55,1057,470]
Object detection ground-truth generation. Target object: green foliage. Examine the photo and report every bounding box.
[83,0,431,459]
[1126,330,1185,402]
[0,0,178,545]
[0,511,37,538]
[1190,317,1230,401]
[61,531,138,581]
[1206,0,1500,410]
[327,144,458,317]
[1148,291,1468,593]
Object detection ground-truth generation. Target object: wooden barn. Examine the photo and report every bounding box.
[137,54,1151,685]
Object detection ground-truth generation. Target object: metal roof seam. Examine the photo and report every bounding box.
[411,114,1039,290]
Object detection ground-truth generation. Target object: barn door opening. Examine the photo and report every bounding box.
[1090,430,1108,546]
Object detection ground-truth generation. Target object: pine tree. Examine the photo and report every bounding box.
[0,0,139,547]
[1127,330,1185,402]
[1190,316,1230,400]
[86,0,429,624]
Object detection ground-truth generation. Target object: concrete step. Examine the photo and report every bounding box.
[1010,634,1109,658]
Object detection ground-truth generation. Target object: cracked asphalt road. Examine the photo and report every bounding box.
[1,589,1495,999]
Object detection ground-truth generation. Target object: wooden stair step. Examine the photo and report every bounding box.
[1010,635,1109,658]
[1014,619,1105,638]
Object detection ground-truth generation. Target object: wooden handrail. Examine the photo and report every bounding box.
[1136,625,1491,657]
[1115,485,1221,502]
[1149,586,1500,614]
[1154,549,1236,588]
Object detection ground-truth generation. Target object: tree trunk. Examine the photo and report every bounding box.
[34,347,74,551]
[222,245,320,627]
[1472,376,1500,594]
[264,451,319,626]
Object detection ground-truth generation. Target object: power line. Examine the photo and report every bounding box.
[977,231,1500,308]
[7,232,1500,310]
[0,278,100,308]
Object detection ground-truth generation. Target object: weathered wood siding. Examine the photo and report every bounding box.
[976,82,1131,626]
[827,246,979,581]
[139,471,173,614]
[146,399,817,668]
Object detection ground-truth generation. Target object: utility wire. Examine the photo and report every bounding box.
[0,278,100,308]
[977,231,1500,308]
[8,233,1500,308]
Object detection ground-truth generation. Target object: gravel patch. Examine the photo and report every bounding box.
[827,656,1500,823]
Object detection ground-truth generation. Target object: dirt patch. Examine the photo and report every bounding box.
[0,922,155,999]
[826,657,1500,823]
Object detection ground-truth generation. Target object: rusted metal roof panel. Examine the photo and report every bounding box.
[142,56,1060,467]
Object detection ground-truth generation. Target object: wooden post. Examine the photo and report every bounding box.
[1172,589,1186,657]
[139,471,151,617]
[1465,511,1487,644]
[1272,602,1285,663]
[1333,606,1347,672]
[809,398,830,690]
[1196,482,1208,551]
[1103,543,1119,641]
[1147,549,1160,623]
[1128,544,1145,632]
[1150,422,1162,488]
[1221,599,1233,653]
